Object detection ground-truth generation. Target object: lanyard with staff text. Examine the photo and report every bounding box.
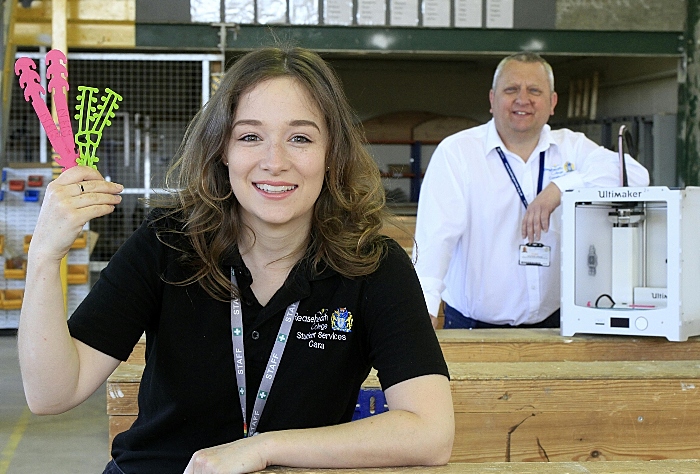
[230,269,299,437]
[496,147,545,209]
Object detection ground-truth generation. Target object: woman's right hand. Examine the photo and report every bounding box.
[30,165,123,262]
[20,166,124,415]
[183,435,269,474]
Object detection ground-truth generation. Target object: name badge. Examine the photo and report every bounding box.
[519,243,551,267]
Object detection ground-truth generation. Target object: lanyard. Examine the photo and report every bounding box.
[496,147,545,209]
[231,269,298,437]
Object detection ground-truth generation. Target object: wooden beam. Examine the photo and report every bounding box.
[454,410,700,462]
[14,21,135,48]
[51,0,69,305]
[15,0,134,22]
[52,0,67,51]
[107,359,700,462]
[257,460,700,473]
[1,0,18,161]
[679,0,700,185]
[437,328,700,362]
[121,328,700,365]
[13,0,135,48]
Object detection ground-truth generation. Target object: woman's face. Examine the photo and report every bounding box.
[225,77,328,233]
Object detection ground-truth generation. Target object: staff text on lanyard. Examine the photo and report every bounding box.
[231,269,298,437]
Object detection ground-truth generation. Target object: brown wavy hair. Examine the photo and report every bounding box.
[152,46,389,301]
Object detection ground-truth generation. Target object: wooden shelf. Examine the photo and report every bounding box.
[67,264,89,285]
[23,235,31,253]
[4,259,27,279]
[70,231,88,249]
[1,289,24,310]
[22,232,89,252]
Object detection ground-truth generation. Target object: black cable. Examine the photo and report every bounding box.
[617,126,631,187]
[595,293,615,308]
[624,130,637,158]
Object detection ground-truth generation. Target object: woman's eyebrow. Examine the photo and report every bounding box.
[289,119,321,132]
[232,119,320,132]
[232,119,262,128]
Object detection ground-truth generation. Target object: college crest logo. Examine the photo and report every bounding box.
[331,308,353,332]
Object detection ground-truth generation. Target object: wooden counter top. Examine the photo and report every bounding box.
[108,329,700,462]
[258,459,700,473]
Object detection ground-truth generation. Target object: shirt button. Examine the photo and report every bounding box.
[251,331,260,340]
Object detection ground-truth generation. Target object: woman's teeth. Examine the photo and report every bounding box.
[255,183,297,193]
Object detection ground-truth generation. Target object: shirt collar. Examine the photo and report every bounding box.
[484,118,507,154]
[226,244,338,294]
[485,119,556,159]
[538,124,556,153]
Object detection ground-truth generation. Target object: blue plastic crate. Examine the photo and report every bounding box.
[24,190,40,202]
[352,388,387,421]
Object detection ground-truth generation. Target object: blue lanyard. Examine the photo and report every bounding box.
[231,269,298,437]
[496,147,545,209]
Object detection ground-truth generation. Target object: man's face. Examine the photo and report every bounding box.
[489,60,558,144]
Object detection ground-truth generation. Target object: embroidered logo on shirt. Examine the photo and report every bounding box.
[331,308,353,332]
[294,308,351,349]
[546,161,575,180]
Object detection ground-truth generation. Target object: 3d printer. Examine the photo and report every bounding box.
[560,129,700,341]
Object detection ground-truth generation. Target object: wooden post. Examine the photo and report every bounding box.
[1,0,18,162]
[679,0,700,186]
[52,0,69,311]
[589,71,599,121]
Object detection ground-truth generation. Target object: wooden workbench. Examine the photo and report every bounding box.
[258,459,700,473]
[107,329,700,463]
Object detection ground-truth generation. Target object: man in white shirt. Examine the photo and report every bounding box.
[413,52,650,329]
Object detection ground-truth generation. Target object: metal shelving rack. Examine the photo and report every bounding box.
[0,165,91,329]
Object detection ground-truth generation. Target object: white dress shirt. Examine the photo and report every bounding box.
[413,119,650,325]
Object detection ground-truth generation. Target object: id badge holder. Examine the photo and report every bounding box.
[518,242,551,267]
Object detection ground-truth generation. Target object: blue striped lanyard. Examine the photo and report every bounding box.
[231,269,298,438]
[496,147,545,209]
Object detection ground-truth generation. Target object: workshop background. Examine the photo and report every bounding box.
[0,1,697,473]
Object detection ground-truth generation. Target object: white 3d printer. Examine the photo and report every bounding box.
[560,128,700,341]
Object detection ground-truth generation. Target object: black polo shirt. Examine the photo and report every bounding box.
[68,210,449,474]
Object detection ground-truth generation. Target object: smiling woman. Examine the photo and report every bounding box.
[225,76,327,271]
[18,46,454,474]
[159,47,397,303]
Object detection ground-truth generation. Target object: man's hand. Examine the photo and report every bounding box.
[429,314,438,329]
[521,182,562,243]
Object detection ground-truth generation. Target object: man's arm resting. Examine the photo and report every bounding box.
[521,182,562,243]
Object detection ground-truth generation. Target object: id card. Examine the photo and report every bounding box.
[519,243,551,267]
